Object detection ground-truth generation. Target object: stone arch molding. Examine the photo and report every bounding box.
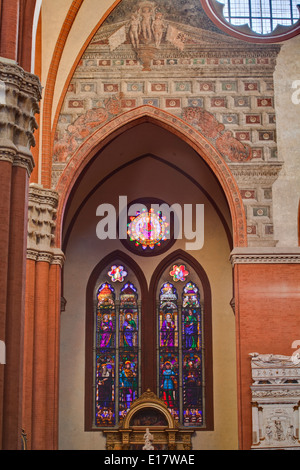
[55,105,247,248]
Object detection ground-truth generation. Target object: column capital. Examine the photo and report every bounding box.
[26,248,65,267]
[27,184,65,267]
[0,59,42,176]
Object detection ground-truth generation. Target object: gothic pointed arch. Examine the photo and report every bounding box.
[149,249,214,430]
[55,107,247,249]
[85,250,148,430]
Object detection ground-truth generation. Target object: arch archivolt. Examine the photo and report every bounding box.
[55,106,247,248]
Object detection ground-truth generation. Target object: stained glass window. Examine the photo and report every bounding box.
[127,208,169,250]
[108,265,128,283]
[158,283,180,422]
[157,272,204,427]
[96,283,116,426]
[93,258,208,430]
[119,283,139,421]
[216,0,300,35]
[95,275,140,427]
[182,283,203,427]
[169,265,189,282]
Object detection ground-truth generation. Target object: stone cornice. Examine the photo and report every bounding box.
[228,162,283,186]
[230,247,300,265]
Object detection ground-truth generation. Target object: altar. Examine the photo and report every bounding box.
[103,390,194,450]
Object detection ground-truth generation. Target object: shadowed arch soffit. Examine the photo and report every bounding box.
[55,107,247,249]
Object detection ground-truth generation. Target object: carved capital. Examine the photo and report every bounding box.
[26,248,65,267]
[0,59,42,176]
[27,184,65,267]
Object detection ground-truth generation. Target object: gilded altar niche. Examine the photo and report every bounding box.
[103,390,193,450]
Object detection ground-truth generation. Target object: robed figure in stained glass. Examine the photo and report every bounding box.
[97,363,112,407]
[183,355,201,407]
[99,313,113,348]
[120,360,137,409]
[183,309,198,350]
[122,311,137,348]
[160,312,175,347]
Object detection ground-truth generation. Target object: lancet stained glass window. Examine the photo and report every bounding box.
[93,258,208,429]
[95,276,140,427]
[119,283,139,420]
[157,273,204,427]
[158,283,180,422]
[182,282,203,426]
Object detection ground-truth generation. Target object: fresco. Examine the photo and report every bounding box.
[52,0,281,245]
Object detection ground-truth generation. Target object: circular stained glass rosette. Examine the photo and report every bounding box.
[127,209,169,250]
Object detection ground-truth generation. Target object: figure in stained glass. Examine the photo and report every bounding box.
[160,312,175,347]
[95,273,140,427]
[122,310,137,348]
[183,309,198,350]
[120,360,137,409]
[183,354,201,406]
[161,361,176,408]
[97,363,113,407]
[98,312,113,348]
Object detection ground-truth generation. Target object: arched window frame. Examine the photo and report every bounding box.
[86,250,213,431]
[201,0,300,43]
[85,251,147,431]
[150,250,214,431]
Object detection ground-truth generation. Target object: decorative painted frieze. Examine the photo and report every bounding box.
[51,0,283,247]
[250,352,300,449]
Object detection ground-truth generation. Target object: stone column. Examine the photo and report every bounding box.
[0,58,41,450]
[23,184,64,450]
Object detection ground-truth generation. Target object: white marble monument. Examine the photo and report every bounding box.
[250,352,300,449]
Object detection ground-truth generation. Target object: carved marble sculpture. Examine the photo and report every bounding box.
[143,428,154,450]
[250,352,300,449]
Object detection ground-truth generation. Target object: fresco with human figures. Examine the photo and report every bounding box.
[53,0,282,245]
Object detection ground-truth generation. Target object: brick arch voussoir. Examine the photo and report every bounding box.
[55,105,247,249]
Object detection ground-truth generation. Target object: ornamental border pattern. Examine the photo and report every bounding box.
[230,252,300,265]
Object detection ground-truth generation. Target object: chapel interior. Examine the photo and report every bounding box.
[0,0,299,451]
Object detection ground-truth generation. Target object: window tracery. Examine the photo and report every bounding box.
[203,0,300,41]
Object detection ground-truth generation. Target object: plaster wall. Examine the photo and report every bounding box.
[273,34,300,247]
